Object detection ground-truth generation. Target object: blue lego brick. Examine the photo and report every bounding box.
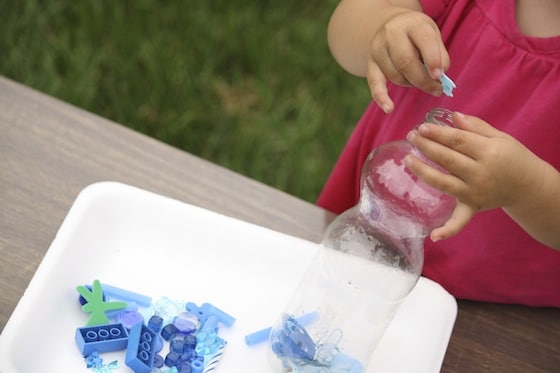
[75,323,129,355]
[125,322,157,373]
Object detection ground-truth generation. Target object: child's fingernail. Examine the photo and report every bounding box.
[418,123,428,133]
[403,154,413,167]
[381,103,391,113]
[455,111,465,119]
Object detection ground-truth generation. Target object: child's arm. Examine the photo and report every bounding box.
[328,0,448,112]
[405,112,560,249]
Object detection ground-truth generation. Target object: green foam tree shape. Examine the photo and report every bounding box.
[76,279,127,326]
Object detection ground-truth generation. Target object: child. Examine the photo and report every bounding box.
[318,0,560,307]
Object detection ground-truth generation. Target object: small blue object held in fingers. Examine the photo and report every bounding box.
[440,73,456,97]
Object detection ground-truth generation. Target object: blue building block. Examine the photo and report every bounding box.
[126,322,157,373]
[75,323,129,355]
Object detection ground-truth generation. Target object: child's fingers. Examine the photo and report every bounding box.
[410,22,449,80]
[384,34,441,94]
[413,121,483,162]
[406,128,475,184]
[404,151,468,196]
[430,202,475,242]
[367,61,394,113]
[452,112,501,137]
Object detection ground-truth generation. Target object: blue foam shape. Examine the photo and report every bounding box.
[100,283,152,307]
[331,352,364,372]
[185,302,235,327]
[245,311,319,346]
[125,322,157,373]
[440,73,456,97]
[75,323,129,355]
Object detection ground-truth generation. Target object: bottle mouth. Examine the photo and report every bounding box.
[424,108,454,127]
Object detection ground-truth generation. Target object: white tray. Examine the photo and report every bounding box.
[0,182,457,372]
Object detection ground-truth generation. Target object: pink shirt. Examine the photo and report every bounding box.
[317,0,560,307]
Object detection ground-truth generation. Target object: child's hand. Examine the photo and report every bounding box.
[367,10,449,113]
[404,112,548,242]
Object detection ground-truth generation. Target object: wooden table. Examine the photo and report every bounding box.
[1,76,558,372]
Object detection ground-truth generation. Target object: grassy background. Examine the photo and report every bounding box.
[0,0,371,203]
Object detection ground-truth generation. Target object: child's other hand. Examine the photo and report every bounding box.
[368,10,449,113]
[404,112,546,242]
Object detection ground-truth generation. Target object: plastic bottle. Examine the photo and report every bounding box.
[268,108,457,372]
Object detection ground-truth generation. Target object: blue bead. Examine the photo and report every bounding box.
[148,315,164,333]
[161,323,179,341]
[178,362,192,373]
[190,359,204,373]
[170,338,185,353]
[173,312,199,334]
[153,353,164,368]
[165,351,180,367]
[183,334,197,350]
[179,350,197,362]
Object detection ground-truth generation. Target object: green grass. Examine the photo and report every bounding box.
[0,0,371,202]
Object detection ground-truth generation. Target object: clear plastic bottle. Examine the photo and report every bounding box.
[268,108,457,372]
